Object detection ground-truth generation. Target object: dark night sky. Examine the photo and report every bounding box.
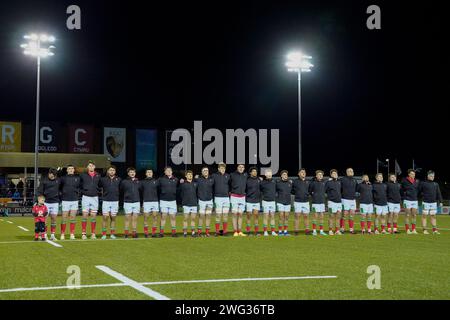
[0,1,448,180]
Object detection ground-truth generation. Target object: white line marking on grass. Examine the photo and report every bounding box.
[95,265,170,300]
[0,275,337,294]
[6,221,13,224]
[140,275,338,286]
[46,240,63,248]
[17,226,29,232]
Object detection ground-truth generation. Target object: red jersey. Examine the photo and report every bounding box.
[32,204,48,222]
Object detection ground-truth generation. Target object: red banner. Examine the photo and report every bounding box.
[68,124,94,153]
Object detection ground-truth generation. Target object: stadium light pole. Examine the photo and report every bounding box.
[285,51,313,170]
[21,33,55,200]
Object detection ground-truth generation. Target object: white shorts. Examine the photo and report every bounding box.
[102,201,119,215]
[160,200,178,214]
[294,202,310,214]
[183,206,198,214]
[388,202,401,214]
[199,200,213,213]
[311,203,325,213]
[62,200,78,212]
[422,202,437,215]
[82,195,99,212]
[374,205,389,216]
[45,203,60,216]
[277,203,291,212]
[360,203,374,215]
[214,197,230,211]
[342,199,357,211]
[230,196,246,212]
[246,202,261,212]
[262,200,276,213]
[328,201,342,214]
[124,202,141,215]
[143,201,159,213]
[403,200,419,209]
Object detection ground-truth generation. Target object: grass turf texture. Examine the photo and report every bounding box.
[0,215,449,300]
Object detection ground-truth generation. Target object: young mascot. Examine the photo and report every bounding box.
[32,195,48,241]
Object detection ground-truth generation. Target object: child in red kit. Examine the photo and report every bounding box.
[33,195,48,241]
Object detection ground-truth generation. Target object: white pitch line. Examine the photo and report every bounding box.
[0,275,337,294]
[17,226,29,232]
[95,265,170,300]
[46,240,63,248]
[6,221,13,224]
[140,275,338,286]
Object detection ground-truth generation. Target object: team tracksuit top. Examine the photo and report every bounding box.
[230,171,247,196]
[276,179,293,205]
[292,178,309,203]
[80,172,101,197]
[38,177,61,203]
[400,177,419,201]
[246,176,261,203]
[325,179,342,202]
[99,176,121,202]
[308,179,326,204]
[60,174,80,201]
[372,181,388,206]
[141,177,159,202]
[357,182,373,204]
[340,176,358,200]
[260,178,276,202]
[32,204,48,222]
[120,177,141,203]
[211,172,230,197]
[179,180,198,206]
[158,175,178,201]
[386,181,402,204]
[196,176,214,201]
[419,180,443,203]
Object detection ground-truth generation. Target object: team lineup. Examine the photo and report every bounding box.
[32,161,444,241]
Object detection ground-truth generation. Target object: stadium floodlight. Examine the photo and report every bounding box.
[285,51,313,169]
[21,33,56,200]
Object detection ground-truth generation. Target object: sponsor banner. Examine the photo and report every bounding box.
[68,124,94,153]
[103,127,126,162]
[38,122,61,153]
[0,121,21,152]
[0,205,33,215]
[136,129,157,172]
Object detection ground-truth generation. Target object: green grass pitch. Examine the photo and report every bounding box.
[0,214,449,300]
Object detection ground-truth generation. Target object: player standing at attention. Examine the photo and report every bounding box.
[386,173,401,233]
[230,164,247,237]
[340,168,358,234]
[401,169,420,234]
[158,167,179,237]
[357,174,374,234]
[197,167,214,237]
[37,168,60,240]
[79,161,101,240]
[120,167,141,238]
[32,195,48,241]
[179,170,198,237]
[308,170,328,236]
[245,167,262,236]
[276,170,292,236]
[59,165,80,240]
[141,169,160,238]
[325,169,342,235]
[292,169,311,236]
[99,165,121,240]
[260,168,278,236]
[419,170,443,234]
[373,173,389,234]
[211,163,231,236]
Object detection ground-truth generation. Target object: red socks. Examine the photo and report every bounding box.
[152,227,157,235]
[81,220,87,233]
[61,223,66,234]
[360,221,366,230]
[223,222,228,234]
[70,222,76,234]
[144,226,149,235]
[215,223,220,233]
[411,224,416,231]
[405,224,409,231]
